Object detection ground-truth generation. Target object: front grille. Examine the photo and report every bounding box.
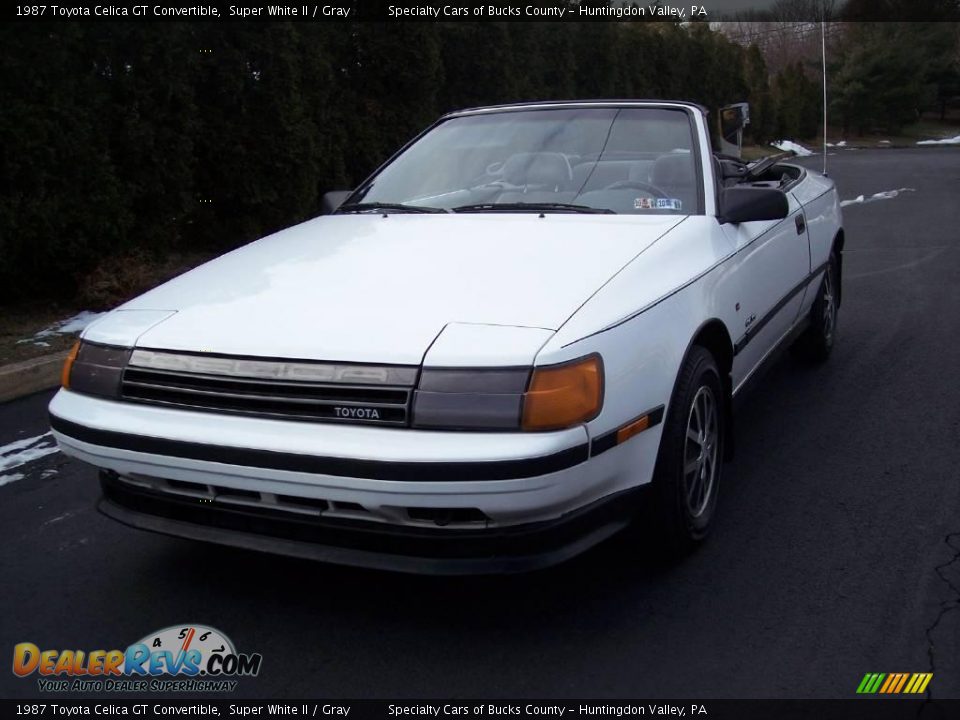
[120,349,416,426]
[121,473,371,518]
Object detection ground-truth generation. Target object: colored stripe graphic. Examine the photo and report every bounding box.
[892,673,909,693]
[892,673,908,693]
[858,672,932,694]
[879,674,895,693]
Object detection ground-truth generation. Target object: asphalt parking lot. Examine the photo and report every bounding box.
[1,148,959,700]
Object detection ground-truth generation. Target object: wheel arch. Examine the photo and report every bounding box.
[675,319,736,462]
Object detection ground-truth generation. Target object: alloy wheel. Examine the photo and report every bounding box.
[683,385,719,518]
[822,267,836,344]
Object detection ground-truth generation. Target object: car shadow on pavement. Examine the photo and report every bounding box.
[147,523,683,622]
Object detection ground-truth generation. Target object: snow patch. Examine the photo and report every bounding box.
[0,431,60,479]
[917,134,960,146]
[0,473,25,487]
[18,311,104,346]
[840,188,916,208]
[1,433,55,455]
[826,141,847,147]
[43,511,74,526]
[771,140,813,156]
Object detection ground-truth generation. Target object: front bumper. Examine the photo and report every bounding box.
[99,471,639,574]
[49,389,640,572]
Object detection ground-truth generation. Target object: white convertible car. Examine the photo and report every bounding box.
[49,101,843,573]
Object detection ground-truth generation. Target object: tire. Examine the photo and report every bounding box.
[793,252,839,362]
[649,345,725,555]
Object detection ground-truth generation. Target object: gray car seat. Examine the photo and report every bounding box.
[501,152,573,191]
[650,153,697,211]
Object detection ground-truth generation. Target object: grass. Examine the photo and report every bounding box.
[0,304,83,365]
[837,117,960,146]
[738,117,960,160]
[740,145,781,161]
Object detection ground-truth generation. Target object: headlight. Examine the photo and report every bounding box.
[61,340,131,398]
[412,367,530,429]
[411,354,603,431]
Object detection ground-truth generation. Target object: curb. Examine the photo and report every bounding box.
[0,351,69,404]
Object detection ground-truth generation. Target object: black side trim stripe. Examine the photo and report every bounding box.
[49,415,589,482]
[591,405,665,457]
[734,262,828,356]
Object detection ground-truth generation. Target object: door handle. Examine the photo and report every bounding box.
[795,215,806,235]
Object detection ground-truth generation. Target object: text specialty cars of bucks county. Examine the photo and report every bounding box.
[49,100,844,574]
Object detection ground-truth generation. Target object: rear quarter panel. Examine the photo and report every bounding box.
[791,169,842,271]
[789,169,842,316]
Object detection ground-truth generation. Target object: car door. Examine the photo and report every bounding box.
[723,191,810,391]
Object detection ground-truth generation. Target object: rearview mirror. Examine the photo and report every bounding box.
[321,191,352,215]
[718,102,750,158]
[719,186,789,224]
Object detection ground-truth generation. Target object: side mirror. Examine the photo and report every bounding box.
[321,191,352,215]
[719,186,789,224]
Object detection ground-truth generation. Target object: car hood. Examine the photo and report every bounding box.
[118,213,685,364]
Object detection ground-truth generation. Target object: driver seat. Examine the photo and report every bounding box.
[650,153,696,212]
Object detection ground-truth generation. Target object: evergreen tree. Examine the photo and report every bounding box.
[2,19,866,305]
[744,44,774,144]
[0,23,129,301]
[831,24,933,134]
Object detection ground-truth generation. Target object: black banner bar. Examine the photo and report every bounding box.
[4,0,960,23]
[2,700,960,720]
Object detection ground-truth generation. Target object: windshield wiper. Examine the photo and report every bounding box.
[452,202,615,214]
[338,202,451,214]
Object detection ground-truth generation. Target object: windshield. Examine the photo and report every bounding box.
[344,107,702,215]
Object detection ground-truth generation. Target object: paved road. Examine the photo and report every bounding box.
[2,148,959,700]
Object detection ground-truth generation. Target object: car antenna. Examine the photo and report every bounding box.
[821,16,829,176]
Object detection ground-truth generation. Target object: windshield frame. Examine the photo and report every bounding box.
[341,102,708,217]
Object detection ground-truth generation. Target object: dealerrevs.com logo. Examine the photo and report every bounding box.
[12,624,262,693]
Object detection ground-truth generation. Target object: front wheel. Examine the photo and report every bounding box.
[793,253,839,362]
[649,345,725,554]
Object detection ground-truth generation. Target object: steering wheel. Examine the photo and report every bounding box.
[603,180,670,198]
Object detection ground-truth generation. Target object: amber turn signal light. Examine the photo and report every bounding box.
[521,355,603,431]
[616,414,650,444]
[61,340,80,389]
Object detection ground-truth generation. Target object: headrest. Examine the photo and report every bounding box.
[502,152,572,188]
[652,153,695,187]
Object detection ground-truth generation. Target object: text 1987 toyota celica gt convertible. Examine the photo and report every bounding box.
[50,100,843,573]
